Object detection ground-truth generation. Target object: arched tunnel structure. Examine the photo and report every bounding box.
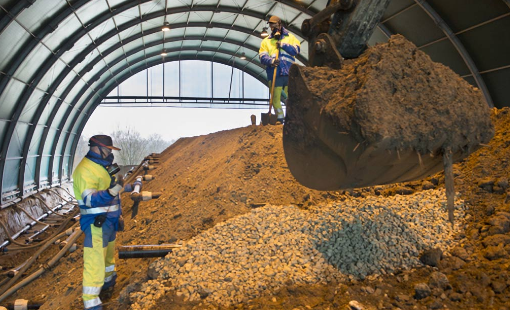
[0,0,509,206]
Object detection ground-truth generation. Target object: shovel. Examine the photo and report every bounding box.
[261,47,280,126]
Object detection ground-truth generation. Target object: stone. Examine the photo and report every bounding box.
[428,299,443,309]
[496,177,509,189]
[438,256,465,271]
[478,178,495,192]
[422,181,435,190]
[395,294,411,303]
[147,264,159,280]
[450,246,469,260]
[361,286,375,294]
[482,234,510,247]
[428,272,451,290]
[414,283,431,300]
[348,300,364,310]
[483,244,509,260]
[449,292,462,302]
[491,281,508,294]
[488,215,510,234]
[420,248,443,267]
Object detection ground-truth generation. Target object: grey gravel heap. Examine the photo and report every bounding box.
[130,189,465,309]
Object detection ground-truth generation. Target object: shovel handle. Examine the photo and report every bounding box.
[268,45,281,114]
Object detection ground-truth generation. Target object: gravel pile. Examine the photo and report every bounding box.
[130,189,465,309]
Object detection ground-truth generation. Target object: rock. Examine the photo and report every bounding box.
[422,181,435,190]
[449,292,462,301]
[487,215,510,234]
[494,185,506,194]
[428,272,451,290]
[395,294,411,303]
[348,300,364,310]
[482,234,510,247]
[483,244,509,260]
[395,187,415,195]
[428,299,443,309]
[147,264,159,280]
[420,248,443,267]
[478,178,495,192]
[491,281,508,294]
[450,246,469,260]
[361,286,375,294]
[414,283,431,300]
[497,177,509,189]
[177,257,187,267]
[497,211,510,220]
[198,287,211,299]
[438,256,465,271]
[470,286,488,303]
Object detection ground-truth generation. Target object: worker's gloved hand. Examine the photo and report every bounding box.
[271,58,280,67]
[116,174,124,187]
[108,175,123,197]
[276,42,281,49]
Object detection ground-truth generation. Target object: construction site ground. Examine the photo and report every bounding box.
[2,108,510,310]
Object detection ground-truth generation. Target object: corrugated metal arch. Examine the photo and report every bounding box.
[0,0,509,204]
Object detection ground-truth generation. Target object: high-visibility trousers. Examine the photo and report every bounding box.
[82,220,117,310]
[268,77,288,119]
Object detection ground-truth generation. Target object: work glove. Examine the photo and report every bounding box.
[108,174,124,197]
[276,42,282,49]
[271,58,280,67]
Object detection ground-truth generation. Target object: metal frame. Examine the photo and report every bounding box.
[28,33,267,190]
[66,55,269,174]
[9,3,316,194]
[414,0,494,108]
[52,48,267,185]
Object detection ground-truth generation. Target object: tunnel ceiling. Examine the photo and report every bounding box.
[0,0,509,205]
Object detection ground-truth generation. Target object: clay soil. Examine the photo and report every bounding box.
[2,109,510,310]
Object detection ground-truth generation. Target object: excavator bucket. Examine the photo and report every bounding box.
[283,36,494,191]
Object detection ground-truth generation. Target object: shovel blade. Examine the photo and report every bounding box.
[261,113,277,126]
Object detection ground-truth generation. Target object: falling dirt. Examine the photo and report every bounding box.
[2,106,510,310]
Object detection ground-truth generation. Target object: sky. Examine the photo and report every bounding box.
[82,106,266,143]
[82,60,273,143]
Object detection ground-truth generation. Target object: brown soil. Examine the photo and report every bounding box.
[3,108,510,310]
[283,35,494,190]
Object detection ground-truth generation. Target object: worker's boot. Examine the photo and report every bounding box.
[99,287,114,301]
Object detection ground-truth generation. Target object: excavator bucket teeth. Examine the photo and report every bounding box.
[283,36,494,191]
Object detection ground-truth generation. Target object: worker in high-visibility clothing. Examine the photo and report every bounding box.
[259,15,301,123]
[73,135,124,310]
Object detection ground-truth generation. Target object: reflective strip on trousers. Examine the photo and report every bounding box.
[80,204,119,215]
[105,265,115,272]
[104,274,114,283]
[83,286,101,296]
[84,297,101,309]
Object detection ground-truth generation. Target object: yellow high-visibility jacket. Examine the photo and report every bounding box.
[259,27,301,81]
[73,152,121,228]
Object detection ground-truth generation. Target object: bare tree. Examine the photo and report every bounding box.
[73,129,171,168]
[111,127,171,165]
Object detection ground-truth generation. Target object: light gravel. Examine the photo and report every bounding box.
[130,189,465,309]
